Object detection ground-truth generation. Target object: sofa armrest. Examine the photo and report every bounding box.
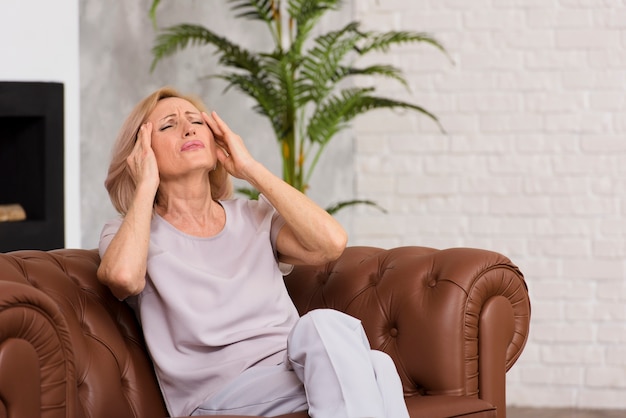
[0,249,168,418]
[285,246,530,416]
[0,279,77,417]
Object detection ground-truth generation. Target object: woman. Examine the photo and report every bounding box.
[98,86,409,418]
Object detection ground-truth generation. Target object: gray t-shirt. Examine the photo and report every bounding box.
[99,196,300,417]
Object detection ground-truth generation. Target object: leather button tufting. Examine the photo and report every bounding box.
[389,328,398,337]
[428,279,437,288]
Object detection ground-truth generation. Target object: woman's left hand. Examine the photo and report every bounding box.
[203,111,257,180]
[203,113,347,266]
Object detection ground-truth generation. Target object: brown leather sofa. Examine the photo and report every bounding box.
[0,245,530,418]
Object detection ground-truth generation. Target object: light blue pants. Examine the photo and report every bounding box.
[192,309,409,418]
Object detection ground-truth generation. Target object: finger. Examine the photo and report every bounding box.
[210,111,233,135]
[141,122,153,148]
[210,111,244,155]
[215,146,230,164]
[203,112,222,137]
[204,113,230,152]
[134,123,149,152]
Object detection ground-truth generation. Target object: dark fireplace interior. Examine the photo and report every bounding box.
[0,82,64,252]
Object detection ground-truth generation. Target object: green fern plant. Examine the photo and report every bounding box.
[149,0,447,213]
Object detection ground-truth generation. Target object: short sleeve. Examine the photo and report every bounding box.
[98,217,123,258]
[258,194,294,275]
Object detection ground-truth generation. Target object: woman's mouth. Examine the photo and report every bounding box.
[180,140,205,151]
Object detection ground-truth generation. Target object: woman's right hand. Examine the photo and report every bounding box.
[127,122,160,194]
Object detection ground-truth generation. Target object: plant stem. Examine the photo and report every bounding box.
[283,57,297,190]
[280,2,300,192]
[305,142,328,189]
[273,0,283,49]
[296,107,307,193]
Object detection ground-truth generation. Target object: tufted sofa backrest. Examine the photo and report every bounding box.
[0,249,167,418]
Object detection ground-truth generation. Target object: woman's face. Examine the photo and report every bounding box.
[146,97,217,179]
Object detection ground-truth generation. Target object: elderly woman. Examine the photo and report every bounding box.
[98,86,409,418]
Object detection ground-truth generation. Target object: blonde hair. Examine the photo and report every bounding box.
[104,86,233,215]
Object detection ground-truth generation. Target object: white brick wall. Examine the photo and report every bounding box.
[352,0,626,410]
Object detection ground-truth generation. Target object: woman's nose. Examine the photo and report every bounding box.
[183,121,196,137]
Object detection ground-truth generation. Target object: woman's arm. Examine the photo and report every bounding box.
[97,123,160,300]
[205,112,347,266]
[250,161,348,266]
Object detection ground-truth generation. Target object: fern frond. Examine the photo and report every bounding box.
[298,22,362,103]
[259,51,293,95]
[228,0,274,23]
[349,95,442,129]
[236,186,260,200]
[307,87,442,146]
[306,87,373,145]
[338,64,409,89]
[246,51,298,141]
[303,88,443,185]
[356,30,447,57]
[325,199,387,215]
[288,0,342,28]
[287,0,342,54]
[149,0,161,28]
[219,72,288,137]
[151,24,261,73]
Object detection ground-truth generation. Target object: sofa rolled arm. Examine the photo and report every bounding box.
[0,280,77,418]
[0,249,169,418]
[285,246,530,415]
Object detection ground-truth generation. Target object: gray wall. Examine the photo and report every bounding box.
[79,0,355,248]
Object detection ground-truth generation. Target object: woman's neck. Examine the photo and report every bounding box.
[154,176,226,237]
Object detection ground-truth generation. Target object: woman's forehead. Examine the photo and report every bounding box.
[150,97,199,118]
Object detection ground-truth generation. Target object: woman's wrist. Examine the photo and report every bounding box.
[242,160,274,192]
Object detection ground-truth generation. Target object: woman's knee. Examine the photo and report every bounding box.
[301,308,348,320]
[298,308,361,330]
[369,349,396,369]
[289,309,371,356]
[369,349,404,386]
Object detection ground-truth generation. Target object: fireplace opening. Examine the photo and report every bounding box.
[0,82,64,252]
